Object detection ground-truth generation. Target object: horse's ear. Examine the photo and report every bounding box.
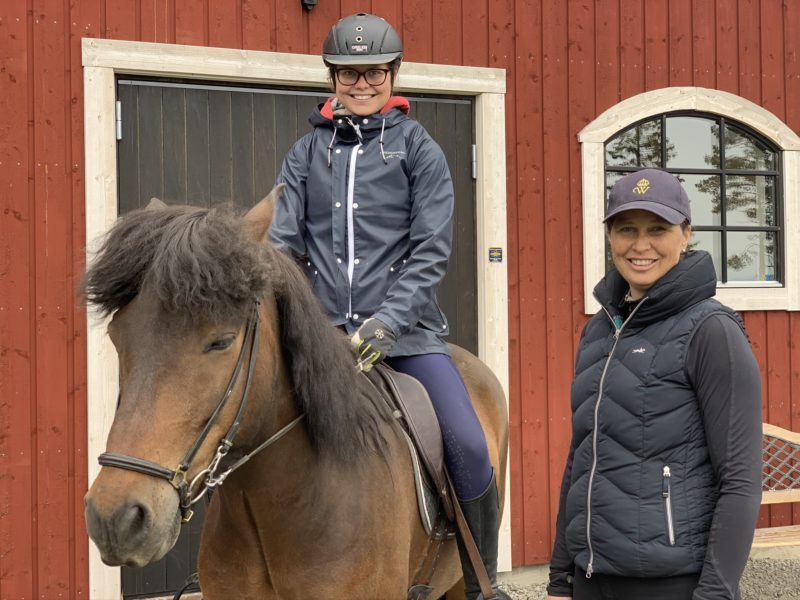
[244,183,285,242]
[146,197,167,210]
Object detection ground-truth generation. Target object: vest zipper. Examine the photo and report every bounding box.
[662,465,676,546]
[345,143,362,319]
[585,297,647,578]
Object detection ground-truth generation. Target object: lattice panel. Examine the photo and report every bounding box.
[763,433,800,492]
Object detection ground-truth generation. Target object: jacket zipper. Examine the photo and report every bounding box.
[585,297,647,578]
[662,465,676,546]
[345,143,362,318]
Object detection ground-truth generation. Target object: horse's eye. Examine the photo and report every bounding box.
[204,335,236,353]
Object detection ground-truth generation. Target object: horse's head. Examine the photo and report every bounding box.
[83,187,283,567]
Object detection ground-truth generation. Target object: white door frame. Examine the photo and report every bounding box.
[82,38,508,599]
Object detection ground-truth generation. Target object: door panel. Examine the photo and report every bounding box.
[116,78,476,598]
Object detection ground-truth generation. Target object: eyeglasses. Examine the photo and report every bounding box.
[334,68,391,86]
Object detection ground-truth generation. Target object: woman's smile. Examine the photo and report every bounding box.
[608,209,691,299]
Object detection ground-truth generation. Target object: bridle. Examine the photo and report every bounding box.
[97,302,304,523]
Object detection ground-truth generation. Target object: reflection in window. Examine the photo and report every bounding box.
[725,124,774,170]
[726,231,777,282]
[725,175,776,226]
[604,113,781,284]
[666,117,719,169]
[605,120,662,168]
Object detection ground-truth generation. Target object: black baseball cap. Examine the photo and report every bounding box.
[604,168,691,224]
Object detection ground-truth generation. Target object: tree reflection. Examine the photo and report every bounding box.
[605,120,673,167]
[694,123,775,277]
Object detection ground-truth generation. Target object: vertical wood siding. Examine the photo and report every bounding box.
[3,1,800,596]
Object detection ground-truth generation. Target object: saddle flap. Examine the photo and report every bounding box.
[370,366,453,520]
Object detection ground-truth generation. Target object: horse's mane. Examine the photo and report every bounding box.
[83,203,391,462]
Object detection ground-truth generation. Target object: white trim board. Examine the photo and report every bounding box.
[579,86,800,314]
[82,38,508,599]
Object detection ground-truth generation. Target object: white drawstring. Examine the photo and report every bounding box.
[326,128,338,167]
[379,118,387,164]
[329,117,388,165]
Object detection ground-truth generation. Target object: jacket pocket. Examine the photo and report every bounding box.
[662,465,676,546]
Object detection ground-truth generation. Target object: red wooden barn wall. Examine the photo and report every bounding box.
[2,0,800,596]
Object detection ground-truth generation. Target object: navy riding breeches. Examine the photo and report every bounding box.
[386,353,493,501]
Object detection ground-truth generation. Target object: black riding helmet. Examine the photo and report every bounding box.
[322,13,403,66]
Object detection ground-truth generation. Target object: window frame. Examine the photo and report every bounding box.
[579,87,800,314]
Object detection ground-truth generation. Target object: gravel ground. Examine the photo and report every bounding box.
[498,581,547,599]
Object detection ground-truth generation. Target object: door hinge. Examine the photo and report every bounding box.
[115,100,122,141]
[471,144,477,180]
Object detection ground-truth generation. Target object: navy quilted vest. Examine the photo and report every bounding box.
[566,251,742,578]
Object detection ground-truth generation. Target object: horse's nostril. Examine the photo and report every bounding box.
[117,501,151,538]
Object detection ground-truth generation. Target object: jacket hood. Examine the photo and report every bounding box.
[310,96,410,129]
[593,250,717,327]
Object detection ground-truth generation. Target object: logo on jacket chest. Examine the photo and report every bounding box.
[381,150,406,160]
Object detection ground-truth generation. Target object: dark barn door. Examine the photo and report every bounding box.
[116,78,476,599]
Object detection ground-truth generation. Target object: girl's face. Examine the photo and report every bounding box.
[333,63,393,116]
[607,209,691,300]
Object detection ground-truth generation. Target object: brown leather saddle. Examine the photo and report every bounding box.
[366,364,455,524]
[364,365,497,600]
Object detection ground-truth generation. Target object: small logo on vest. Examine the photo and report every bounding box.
[632,347,646,354]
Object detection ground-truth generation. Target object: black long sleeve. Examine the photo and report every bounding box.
[546,443,576,597]
[687,314,763,600]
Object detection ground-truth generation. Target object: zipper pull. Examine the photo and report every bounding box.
[662,465,671,497]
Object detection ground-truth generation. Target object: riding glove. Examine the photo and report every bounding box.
[351,318,397,372]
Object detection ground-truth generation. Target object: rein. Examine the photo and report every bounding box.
[97,303,304,522]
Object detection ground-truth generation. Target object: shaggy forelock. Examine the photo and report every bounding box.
[83,204,272,323]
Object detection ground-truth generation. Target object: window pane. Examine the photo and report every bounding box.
[605,171,626,198]
[680,174,721,226]
[605,120,661,167]
[724,125,775,170]
[725,175,777,226]
[665,116,719,169]
[689,230,722,282]
[726,231,777,282]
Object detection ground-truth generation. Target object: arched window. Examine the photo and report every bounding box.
[605,113,780,284]
[579,87,800,313]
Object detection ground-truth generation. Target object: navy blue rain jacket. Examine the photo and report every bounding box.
[269,97,454,356]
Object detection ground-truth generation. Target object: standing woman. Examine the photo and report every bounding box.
[269,13,510,600]
[547,169,763,600]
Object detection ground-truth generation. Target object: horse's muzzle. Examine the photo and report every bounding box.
[84,485,181,567]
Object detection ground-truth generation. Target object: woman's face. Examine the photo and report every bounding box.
[607,209,691,300]
[333,63,393,116]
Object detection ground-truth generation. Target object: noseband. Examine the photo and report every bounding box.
[97,303,304,522]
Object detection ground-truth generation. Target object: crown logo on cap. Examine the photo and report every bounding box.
[633,178,651,195]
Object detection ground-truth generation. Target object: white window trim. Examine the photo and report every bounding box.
[579,86,800,314]
[82,38,508,599]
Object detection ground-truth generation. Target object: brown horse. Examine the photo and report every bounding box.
[83,188,509,599]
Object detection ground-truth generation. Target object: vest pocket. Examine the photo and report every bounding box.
[662,465,676,546]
